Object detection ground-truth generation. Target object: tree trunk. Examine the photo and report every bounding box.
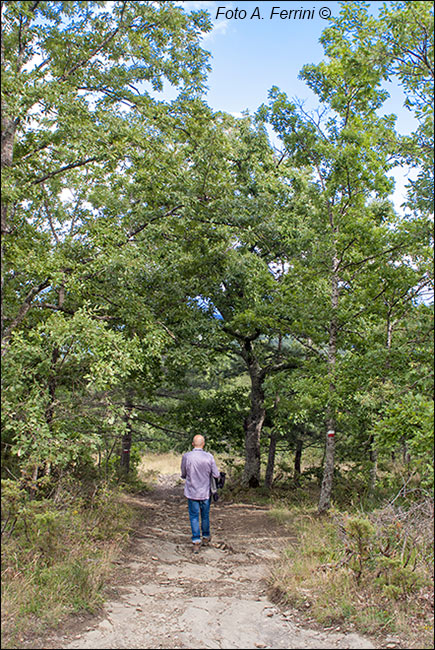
[294,437,303,485]
[265,393,280,489]
[29,463,39,500]
[241,339,265,488]
[1,4,22,339]
[368,308,394,496]
[44,285,64,428]
[45,347,60,426]
[318,420,335,513]
[367,309,393,495]
[368,446,378,497]
[265,430,277,489]
[120,394,134,473]
[318,248,338,514]
[1,113,15,341]
[1,3,48,353]
[401,437,411,474]
[243,374,264,487]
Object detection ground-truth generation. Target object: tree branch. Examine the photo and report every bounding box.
[31,157,98,185]
[1,279,50,355]
[59,1,128,81]
[134,417,187,438]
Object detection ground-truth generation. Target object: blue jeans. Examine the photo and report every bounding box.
[187,498,211,543]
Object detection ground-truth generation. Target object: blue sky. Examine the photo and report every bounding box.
[200,0,340,114]
[184,1,416,133]
[174,0,419,209]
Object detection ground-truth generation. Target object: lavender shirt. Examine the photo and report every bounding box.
[180,448,220,500]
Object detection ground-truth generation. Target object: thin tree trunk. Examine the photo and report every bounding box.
[265,430,277,489]
[29,463,39,499]
[1,2,27,339]
[368,445,378,497]
[265,393,280,489]
[318,418,336,513]
[318,248,339,514]
[369,308,394,495]
[44,285,64,427]
[294,437,303,485]
[120,393,134,473]
[1,113,15,340]
[401,437,411,472]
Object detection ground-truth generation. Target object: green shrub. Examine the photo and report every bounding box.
[376,557,424,599]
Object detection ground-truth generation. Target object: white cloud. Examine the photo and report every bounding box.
[390,165,418,213]
[175,1,217,10]
[201,18,228,41]
[174,1,228,42]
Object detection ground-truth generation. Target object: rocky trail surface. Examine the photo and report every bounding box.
[38,474,393,649]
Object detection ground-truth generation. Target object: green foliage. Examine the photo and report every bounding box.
[373,394,433,463]
[380,1,434,213]
[1,0,213,484]
[174,386,249,453]
[1,0,432,553]
[340,515,376,582]
[258,0,433,509]
[1,2,433,647]
[1,307,148,489]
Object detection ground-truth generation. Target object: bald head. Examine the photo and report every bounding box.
[192,434,205,449]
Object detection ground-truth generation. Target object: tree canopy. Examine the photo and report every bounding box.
[1,0,433,509]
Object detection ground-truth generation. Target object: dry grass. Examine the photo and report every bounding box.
[1,484,137,649]
[2,539,122,647]
[137,451,234,484]
[137,452,182,482]
[268,504,434,649]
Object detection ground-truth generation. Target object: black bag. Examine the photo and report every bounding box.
[210,471,226,502]
[217,471,226,489]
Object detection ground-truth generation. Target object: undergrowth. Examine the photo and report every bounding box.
[1,477,140,649]
[266,496,434,649]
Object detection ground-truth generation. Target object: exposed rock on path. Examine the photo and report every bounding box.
[44,474,379,649]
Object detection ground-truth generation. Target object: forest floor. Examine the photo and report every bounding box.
[30,474,399,650]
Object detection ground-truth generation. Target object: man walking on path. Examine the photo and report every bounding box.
[181,434,220,553]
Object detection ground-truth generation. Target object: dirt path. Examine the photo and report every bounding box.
[45,474,381,649]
